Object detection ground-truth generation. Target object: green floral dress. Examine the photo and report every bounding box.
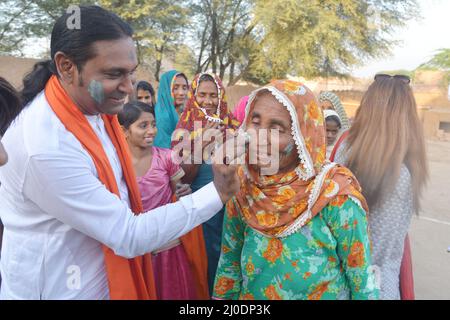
[213,195,379,300]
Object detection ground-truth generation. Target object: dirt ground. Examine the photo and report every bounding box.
[410,139,450,299]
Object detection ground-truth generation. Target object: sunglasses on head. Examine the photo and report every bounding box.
[374,74,411,84]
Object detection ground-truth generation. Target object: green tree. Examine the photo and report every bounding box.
[188,0,419,85]
[0,0,75,55]
[171,44,198,80]
[1,0,190,81]
[191,0,255,85]
[2,0,421,85]
[420,48,450,71]
[100,0,190,81]
[418,48,450,84]
[252,0,419,80]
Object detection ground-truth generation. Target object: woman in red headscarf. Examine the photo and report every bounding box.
[172,72,240,295]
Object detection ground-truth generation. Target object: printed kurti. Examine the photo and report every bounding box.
[213,195,379,300]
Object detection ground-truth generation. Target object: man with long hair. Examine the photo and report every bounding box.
[0,6,243,299]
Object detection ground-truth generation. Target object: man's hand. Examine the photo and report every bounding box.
[211,132,246,204]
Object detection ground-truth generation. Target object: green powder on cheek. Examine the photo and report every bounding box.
[88,80,105,104]
[282,141,294,156]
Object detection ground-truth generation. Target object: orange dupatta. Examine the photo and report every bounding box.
[180,226,210,299]
[169,194,209,299]
[44,75,157,300]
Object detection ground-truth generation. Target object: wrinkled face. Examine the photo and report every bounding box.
[124,112,157,148]
[320,100,334,110]
[172,75,188,107]
[246,92,299,174]
[326,119,340,146]
[195,80,219,115]
[65,37,138,115]
[0,137,7,166]
[137,89,153,105]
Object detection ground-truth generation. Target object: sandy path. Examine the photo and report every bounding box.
[410,140,450,299]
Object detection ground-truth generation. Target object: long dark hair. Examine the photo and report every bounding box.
[118,101,155,129]
[0,77,22,135]
[136,81,155,98]
[21,5,133,107]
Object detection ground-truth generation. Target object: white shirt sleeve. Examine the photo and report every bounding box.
[23,151,223,259]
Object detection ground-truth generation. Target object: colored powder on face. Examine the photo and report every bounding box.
[282,141,294,156]
[88,80,105,104]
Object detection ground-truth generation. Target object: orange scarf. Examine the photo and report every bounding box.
[45,75,157,299]
[170,194,210,299]
[180,226,210,299]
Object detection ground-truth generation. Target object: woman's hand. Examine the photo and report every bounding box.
[175,182,192,198]
[198,120,223,150]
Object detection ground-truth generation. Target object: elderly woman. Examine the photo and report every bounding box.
[212,80,378,300]
[324,109,343,160]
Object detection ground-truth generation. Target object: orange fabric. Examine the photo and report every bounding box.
[44,75,157,300]
[180,226,210,299]
[170,194,209,299]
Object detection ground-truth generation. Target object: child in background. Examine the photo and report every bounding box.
[324,109,342,160]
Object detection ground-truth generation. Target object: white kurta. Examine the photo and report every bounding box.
[0,92,223,299]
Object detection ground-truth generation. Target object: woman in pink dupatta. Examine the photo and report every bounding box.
[232,95,249,124]
[119,100,199,299]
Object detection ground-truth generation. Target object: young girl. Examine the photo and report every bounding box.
[118,101,209,299]
[135,80,156,107]
[324,109,342,160]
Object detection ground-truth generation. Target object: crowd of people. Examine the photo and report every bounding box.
[0,6,428,300]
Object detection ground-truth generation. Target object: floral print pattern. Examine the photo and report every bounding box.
[213,196,379,300]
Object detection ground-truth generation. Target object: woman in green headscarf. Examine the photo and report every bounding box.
[153,70,189,149]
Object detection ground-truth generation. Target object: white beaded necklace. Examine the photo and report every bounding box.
[198,107,224,124]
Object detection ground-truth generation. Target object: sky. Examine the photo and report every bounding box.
[351,0,450,78]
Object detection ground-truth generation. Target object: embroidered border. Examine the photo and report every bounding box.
[241,86,315,181]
